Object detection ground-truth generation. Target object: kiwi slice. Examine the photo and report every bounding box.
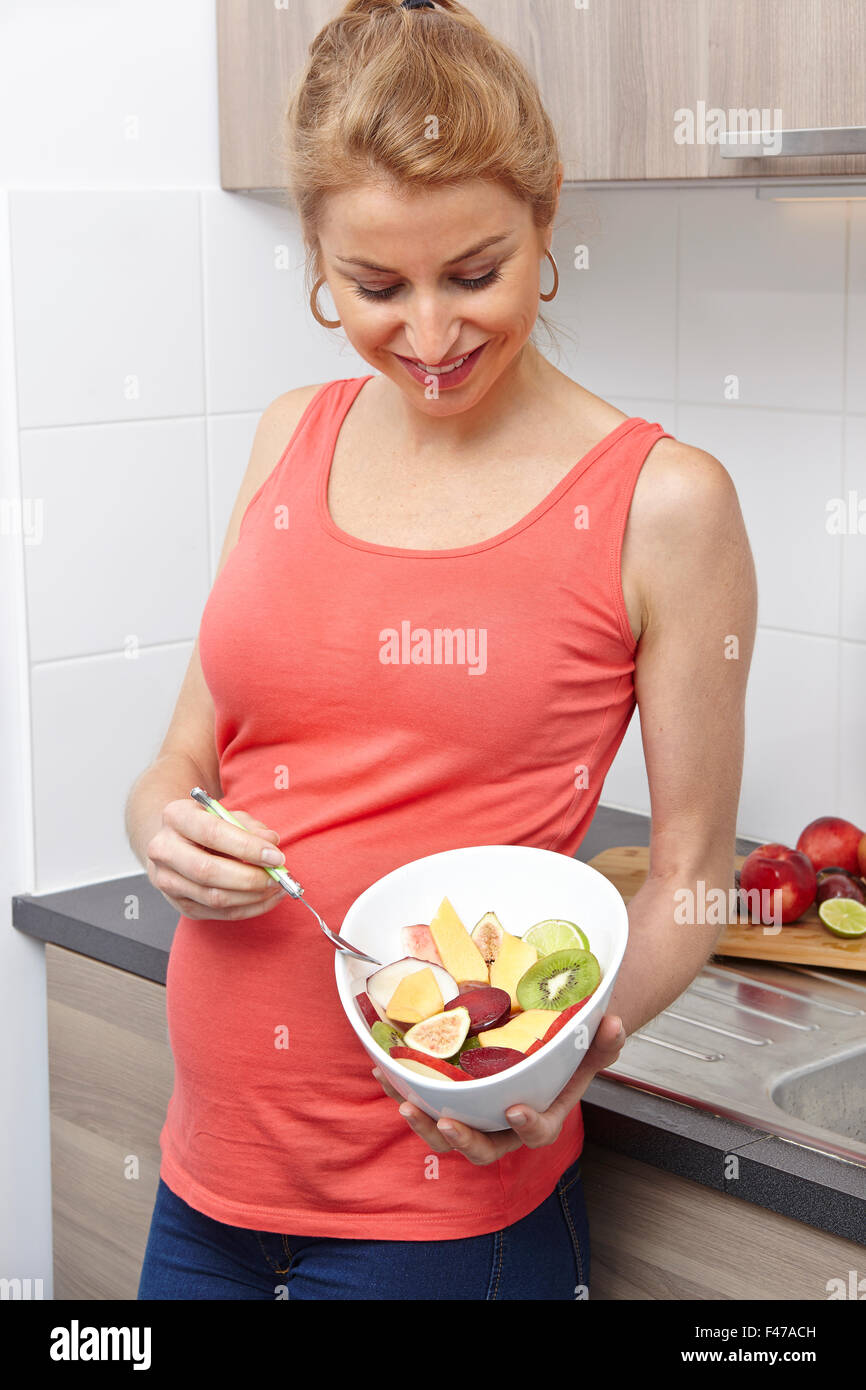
[516,948,601,1011]
[371,1020,404,1052]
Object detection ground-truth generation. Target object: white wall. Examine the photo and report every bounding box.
[1,0,864,1288]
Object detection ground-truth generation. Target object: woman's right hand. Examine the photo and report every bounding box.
[145,798,287,920]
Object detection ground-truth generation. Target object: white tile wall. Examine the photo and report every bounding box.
[678,188,847,411]
[739,629,841,847]
[22,418,210,663]
[11,191,204,428]
[31,643,195,886]
[841,413,866,643]
[847,203,866,410]
[677,403,843,638]
[552,189,678,401]
[839,639,866,829]
[0,0,219,189]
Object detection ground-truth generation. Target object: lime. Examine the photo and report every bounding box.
[523,918,589,956]
[817,898,866,938]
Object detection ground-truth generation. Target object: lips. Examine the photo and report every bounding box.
[395,341,487,388]
[399,344,484,373]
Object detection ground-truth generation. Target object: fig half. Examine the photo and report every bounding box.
[404,1006,471,1059]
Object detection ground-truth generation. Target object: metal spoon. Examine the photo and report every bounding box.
[189,788,381,966]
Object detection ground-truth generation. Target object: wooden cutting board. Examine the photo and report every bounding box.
[587,846,866,970]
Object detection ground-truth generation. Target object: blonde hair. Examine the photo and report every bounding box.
[279,0,564,351]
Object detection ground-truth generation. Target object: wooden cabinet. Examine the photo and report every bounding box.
[581,1143,865,1300]
[46,945,173,1300]
[217,0,866,189]
[45,942,864,1300]
[707,0,866,178]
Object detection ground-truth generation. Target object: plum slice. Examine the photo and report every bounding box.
[444,986,511,1035]
[459,1046,525,1078]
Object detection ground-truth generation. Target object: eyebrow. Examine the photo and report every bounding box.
[334,233,514,274]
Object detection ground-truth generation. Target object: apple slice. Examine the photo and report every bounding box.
[365,957,458,1018]
[355,991,384,1028]
[389,1047,468,1081]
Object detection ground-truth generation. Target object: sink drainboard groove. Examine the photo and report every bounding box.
[702,963,865,1015]
[633,1031,724,1062]
[661,1007,772,1045]
[685,986,821,1030]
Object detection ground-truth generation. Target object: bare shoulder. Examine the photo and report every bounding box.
[624,433,755,641]
[250,381,329,478]
[632,434,740,531]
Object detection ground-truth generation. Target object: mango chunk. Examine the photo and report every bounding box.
[478,1010,554,1052]
[489,932,538,1008]
[385,968,444,1026]
[429,897,489,985]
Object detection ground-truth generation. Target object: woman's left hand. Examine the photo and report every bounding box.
[371,1012,627,1164]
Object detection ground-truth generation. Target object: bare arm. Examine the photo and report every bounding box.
[607,439,758,1035]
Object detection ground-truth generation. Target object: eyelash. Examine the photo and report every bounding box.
[353,267,503,302]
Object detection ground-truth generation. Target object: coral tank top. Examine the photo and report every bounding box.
[158,374,673,1239]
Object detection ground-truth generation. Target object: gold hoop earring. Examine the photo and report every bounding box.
[539,249,559,302]
[310,276,341,328]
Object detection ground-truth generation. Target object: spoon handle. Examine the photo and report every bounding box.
[189,788,380,966]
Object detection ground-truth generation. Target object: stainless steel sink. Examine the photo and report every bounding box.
[599,957,866,1169]
[773,1047,866,1146]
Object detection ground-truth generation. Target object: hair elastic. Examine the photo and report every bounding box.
[401,1,436,10]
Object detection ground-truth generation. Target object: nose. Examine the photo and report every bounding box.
[401,289,464,367]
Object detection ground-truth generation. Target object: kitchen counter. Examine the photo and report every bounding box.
[13,805,864,1246]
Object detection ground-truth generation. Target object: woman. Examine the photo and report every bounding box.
[129,0,756,1299]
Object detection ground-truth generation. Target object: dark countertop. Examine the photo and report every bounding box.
[13,804,865,1245]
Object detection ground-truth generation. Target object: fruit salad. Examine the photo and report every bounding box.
[354,898,602,1082]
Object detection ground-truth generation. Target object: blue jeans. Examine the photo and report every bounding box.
[137,1158,590,1300]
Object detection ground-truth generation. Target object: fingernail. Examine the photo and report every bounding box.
[262,847,284,864]
[371,1068,381,1081]
[437,1120,455,1134]
[399,1104,414,1119]
[507,1110,528,1128]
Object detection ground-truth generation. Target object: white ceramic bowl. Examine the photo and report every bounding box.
[334,844,629,1132]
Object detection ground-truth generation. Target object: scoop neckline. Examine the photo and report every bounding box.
[316,374,644,559]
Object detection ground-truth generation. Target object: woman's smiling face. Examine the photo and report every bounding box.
[316,178,554,411]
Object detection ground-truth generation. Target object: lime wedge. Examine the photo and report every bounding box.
[523,918,589,956]
[817,898,866,938]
